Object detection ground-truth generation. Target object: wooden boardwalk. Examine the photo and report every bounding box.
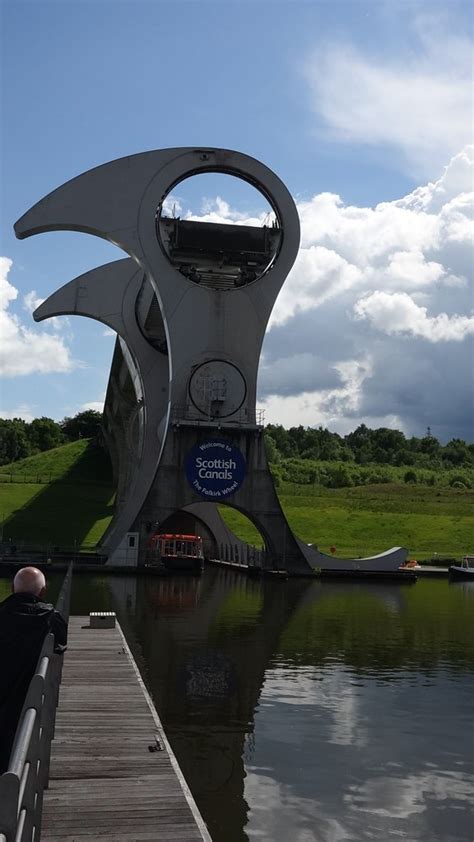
[41,617,211,841]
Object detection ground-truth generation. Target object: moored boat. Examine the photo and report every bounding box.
[148,533,204,574]
[449,556,474,580]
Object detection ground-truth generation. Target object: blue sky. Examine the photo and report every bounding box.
[1,0,473,440]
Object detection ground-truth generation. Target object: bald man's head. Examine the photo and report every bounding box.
[13,567,47,598]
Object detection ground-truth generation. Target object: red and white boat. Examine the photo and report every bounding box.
[148,533,204,574]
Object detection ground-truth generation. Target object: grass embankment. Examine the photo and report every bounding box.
[0,440,115,549]
[1,442,472,558]
[220,482,473,559]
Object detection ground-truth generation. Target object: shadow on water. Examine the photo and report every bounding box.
[2,444,115,549]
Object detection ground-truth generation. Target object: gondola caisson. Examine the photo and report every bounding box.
[148,533,204,575]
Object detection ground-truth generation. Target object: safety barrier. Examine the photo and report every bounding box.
[0,564,73,842]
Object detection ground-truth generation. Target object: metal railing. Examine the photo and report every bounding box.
[0,473,111,486]
[0,543,106,565]
[219,542,266,567]
[0,564,73,842]
[170,405,265,428]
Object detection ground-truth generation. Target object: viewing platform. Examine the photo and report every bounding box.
[40,616,210,842]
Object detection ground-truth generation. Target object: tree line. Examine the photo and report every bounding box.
[0,411,102,466]
[1,412,472,472]
[265,423,473,469]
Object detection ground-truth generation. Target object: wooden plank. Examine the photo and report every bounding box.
[40,617,211,842]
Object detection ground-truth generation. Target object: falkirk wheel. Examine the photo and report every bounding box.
[15,148,406,575]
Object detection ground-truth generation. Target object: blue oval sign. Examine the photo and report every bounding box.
[186,440,246,499]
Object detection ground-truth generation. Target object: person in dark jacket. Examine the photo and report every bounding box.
[0,567,67,773]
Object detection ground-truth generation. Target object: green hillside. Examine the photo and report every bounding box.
[219,482,473,559]
[0,441,472,558]
[0,439,112,482]
[0,440,115,549]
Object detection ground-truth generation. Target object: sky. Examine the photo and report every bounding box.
[1,0,473,442]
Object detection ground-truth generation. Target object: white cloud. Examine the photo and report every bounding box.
[161,194,182,217]
[23,290,44,313]
[270,147,473,327]
[80,400,105,412]
[0,258,17,309]
[354,291,474,342]
[273,246,361,323]
[260,148,473,438]
[22,289,69,333]
[185,196,271,228]
[383,251,444,288]
[0,257,77,377]
[260,390,406,439]
[0,405,35,422]
[395,145,474,213]
[304,23,473,175]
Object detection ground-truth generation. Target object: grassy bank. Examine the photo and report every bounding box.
[0,441,115,549]
[1,443,472,558]
[220,482,473,559]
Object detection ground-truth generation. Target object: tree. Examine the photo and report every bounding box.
[265,424,295,457]
[287,425,308,455]
[442,439,472,468]
[326,464,354,488]
[319,434,351,462]
[28,417,63,452]
[0,419,32,465]
[394,449,415,467]
[61,410,103,441]
[419,434,441,457]
[371,428,407,463]
[264,433,280,463]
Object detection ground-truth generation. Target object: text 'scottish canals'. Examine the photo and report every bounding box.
[186,440,246,499]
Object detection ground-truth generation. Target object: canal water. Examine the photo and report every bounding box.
[2,569,473,840]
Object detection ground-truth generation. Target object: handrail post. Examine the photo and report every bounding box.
[20,705,41,842]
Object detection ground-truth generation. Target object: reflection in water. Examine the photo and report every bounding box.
[1,568,472,840]
[244,580,474,842]
[246,663,473,841]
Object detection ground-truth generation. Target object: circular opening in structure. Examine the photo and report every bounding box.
[156,171,282,290]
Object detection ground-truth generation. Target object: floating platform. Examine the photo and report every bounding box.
[208,559,288,579]
[316,569,418,581]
